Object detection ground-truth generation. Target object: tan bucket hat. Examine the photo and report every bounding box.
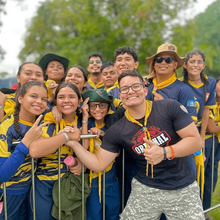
[146,43,185,78]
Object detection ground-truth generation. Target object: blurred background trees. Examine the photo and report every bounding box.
[1,0,220,77]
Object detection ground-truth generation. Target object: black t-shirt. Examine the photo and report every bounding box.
[101,99,196,190]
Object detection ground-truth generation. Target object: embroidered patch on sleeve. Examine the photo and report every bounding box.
[180,105,188,113]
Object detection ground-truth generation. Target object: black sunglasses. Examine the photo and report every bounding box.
[154,57,175,64]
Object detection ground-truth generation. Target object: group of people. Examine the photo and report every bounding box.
[0,43,219,220]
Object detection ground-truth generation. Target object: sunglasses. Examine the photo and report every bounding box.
[89,60,102,64]
[154,57,175,64]
[89,103,107,110]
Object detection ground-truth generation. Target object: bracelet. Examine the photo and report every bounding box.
[0,106,3,109]
[163,147,167,160]
[168,145,174,160]
[63,132,69,142]
[82,120,88,124]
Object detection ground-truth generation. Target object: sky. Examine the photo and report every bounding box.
[0,0,217,76]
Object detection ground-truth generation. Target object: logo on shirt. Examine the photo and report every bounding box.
[0,134,6,142]
[187,100,196,107]
[132,127,171,155]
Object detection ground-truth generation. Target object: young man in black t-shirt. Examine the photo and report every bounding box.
[67,70,205,220]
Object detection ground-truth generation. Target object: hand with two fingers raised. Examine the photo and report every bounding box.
[22,115,49,148]
[81,97,90,120]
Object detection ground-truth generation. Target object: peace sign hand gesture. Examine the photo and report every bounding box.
[21,115,49,148]
[81,97,89,120]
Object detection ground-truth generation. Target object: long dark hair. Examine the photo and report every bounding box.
[13,81,47,136]
[54,82,81,116]
[182,50,209,99]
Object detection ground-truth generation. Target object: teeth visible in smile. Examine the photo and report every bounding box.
[33,106,41,110]
[63,106,71,109]
[128,97,137,99]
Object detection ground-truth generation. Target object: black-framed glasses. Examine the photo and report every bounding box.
[154,57,175,64]
[89,60,102,64]
[89,103,107,110]
[119,83,144,94]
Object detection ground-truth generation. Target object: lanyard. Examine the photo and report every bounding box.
[125,100,154,178]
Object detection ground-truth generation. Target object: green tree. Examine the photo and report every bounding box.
[194,0,220,78]
[19,0,197,75]
[171,0,220,78]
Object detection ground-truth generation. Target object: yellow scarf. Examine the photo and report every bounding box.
[88,77,104,89]
[124,100,153,178]
[215,103,220,143]
[152,73,177,94]
[88,122,114,202]
[43,112,78,154]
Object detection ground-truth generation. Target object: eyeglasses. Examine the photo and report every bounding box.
[188,60,204,65]
[154,57,175,64]
[89,103,107,110]
[119,83,144,94]
[89,60,102,64]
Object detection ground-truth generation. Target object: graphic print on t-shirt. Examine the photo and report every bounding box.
[132,126,171,155]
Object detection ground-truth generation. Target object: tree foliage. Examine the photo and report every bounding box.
[19,0,197,75]
[171,0,219,78]
[194,0,220,77]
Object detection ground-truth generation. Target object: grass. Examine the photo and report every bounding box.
[206,163,220,219]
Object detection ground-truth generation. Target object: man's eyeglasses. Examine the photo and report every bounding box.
[154,57,175,64]
[119,83,144,94]
[89,103,107,110]
[188,60,204,65]
[89,60,102,64]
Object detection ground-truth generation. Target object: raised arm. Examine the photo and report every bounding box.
[29,122,80,158]
[66,140,118,173]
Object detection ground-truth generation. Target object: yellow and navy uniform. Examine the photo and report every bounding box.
[1,93,16,121]
[86,77,105,90]
[36,112,81,181]
[0,114,36,194]
[180,75,216,122]
[107,82,123,112]
[146,73,197,121]
[86,116,120,220]
[203,103,220,210]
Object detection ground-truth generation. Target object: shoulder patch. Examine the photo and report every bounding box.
[180,105,188,113]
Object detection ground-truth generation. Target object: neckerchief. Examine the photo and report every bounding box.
[88,77,104,89]
[188,74,208,89]
[215,103,220,143]
[124,100,153,178]
[152,73,177,94]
